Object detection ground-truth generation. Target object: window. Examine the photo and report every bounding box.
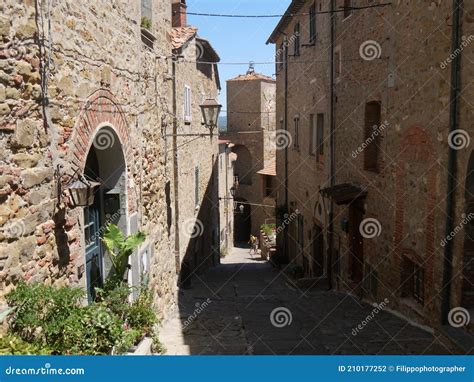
[309,3,316,43]
[363,101,382,172]
[141,0,153,28]
[264,176,274,197]
[293,116,300,150]
[401,257,425,305]
[184,85,192,123]
[309,114,316,156]
[316,113,324,158]
[140,0,154,49]
[277,42,285,72]
[194,166,199,207]
[293,23,300,56]
[334,47,341,80]
[343,0,353,19]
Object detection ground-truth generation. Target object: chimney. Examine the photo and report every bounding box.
[172,0,187,28]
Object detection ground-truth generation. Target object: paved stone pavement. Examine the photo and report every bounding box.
[159,247,454,355]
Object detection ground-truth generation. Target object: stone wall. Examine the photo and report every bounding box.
[173,36,220,282]
[270,0,473,329]
[0,0,219,321]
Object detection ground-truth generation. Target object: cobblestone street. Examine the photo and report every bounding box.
[160,248,453,355]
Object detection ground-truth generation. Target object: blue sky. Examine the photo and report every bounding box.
[187,0,291,114]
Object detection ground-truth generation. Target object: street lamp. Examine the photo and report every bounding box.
[66,176,101,208]
[199,98,222,133]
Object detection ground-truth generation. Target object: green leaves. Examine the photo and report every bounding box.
[102,224,146,283]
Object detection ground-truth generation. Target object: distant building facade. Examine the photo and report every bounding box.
[218,140,237,256]
[268,0,473,338]
[220,68,277,244]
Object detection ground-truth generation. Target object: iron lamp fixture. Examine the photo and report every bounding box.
[199,98,222,133]
[66,176,101,208]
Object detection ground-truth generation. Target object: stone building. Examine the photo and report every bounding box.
[218,139,237,257]
[220,68,277,244]
[268,0,473,338]
[169,0,221,287]
[0,0,220,319]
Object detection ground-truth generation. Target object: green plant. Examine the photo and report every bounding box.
[260,223,276,236]
[62,305,124,355]
[0,334,51,355]
[96,281,131,320]
[126,288,157,335]
[6,282,83,349]
[102,224,146,283]
[141,17,152,30]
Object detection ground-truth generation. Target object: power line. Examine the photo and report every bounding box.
[176,3,391,18]
[179,57,387,65]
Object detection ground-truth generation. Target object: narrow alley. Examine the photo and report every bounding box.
[160,248,451,355]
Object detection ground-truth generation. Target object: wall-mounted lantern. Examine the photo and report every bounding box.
[230,186,236,198]
[199,98,222,133]
[66,176,101,208]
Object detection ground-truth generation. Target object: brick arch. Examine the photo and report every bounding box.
[70,89,132,171]
[394,125,437,310]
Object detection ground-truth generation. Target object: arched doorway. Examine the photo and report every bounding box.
[233,145,253,185]
[234,198,251,245]
[462,151,474,309]
[84,126,127,301]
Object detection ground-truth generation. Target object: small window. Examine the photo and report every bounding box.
[343,0,353,19]
[401,256,425,305]
[309,3,316,43]
[141,0,153,29]
[316,113,324,158]
[184,85,192,123]
[264,176,274,197]
[140,0,154,49]
[293,23,300,56]
[194,166,200,207]
[334,47,341,80]
[293,116,300,150]
[363,101,382,172]
[309,114,316,156]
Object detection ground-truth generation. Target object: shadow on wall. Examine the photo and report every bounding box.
[178,157,219,289]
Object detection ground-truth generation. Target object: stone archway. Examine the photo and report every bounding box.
[70,89,132,177]
[69,89,132,301]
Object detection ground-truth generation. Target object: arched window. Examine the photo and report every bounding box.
[363,101,382,172]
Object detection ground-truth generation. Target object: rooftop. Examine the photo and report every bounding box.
[257,160,277,176]
[227,71,275,83]
[170,26,198,50]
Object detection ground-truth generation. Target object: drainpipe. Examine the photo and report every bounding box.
[172,57,181,276]
[283,36,289,263]
[441,0,463,325]
[327,0,336,290]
